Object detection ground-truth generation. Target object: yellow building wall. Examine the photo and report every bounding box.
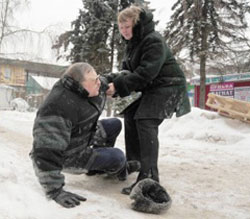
[0,64,26,86]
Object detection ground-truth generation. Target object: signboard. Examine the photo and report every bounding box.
[234,86,250,102]
[209,82,234,98]
[191,72,250,85]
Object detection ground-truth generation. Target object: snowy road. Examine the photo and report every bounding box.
[1,108,250,219]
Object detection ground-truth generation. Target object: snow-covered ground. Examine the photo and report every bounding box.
[0,107,250,219]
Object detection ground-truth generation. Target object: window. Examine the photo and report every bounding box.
[4,68,11,80]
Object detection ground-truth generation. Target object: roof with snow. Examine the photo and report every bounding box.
[31,75,59,90]
[0,57,67,78]
[0,84,16,90]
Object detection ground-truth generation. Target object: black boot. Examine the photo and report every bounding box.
[121,182,137,195]
[121,168,158,195]
[121,171,147,195]
[117,160,141,181]
[127,160,141,174]
[86,170,105,176]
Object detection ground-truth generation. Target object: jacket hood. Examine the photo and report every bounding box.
[132,8,155,41]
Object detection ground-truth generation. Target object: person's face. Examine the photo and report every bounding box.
[81,70,101,97]
[118,18,133,40]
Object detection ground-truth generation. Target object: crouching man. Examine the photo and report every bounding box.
[30,62,139,208]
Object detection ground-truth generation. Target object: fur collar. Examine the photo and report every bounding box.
[61,75,89,98]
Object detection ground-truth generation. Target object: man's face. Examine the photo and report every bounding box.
[118,18,133,40]
[81,70,101,97]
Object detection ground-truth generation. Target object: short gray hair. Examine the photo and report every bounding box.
[63,62,94,82]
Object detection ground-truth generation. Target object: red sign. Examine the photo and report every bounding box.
[209,82,234,97]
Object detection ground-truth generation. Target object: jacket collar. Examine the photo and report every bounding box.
[61,75,89,98]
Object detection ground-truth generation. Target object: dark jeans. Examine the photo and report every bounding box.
[99,118,122,147]
[88,118,125,174]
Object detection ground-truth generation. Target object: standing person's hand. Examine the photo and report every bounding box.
[106,83,116,96]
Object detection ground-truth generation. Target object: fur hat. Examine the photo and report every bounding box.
[129,178,172,214]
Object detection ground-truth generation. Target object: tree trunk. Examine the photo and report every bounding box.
[105,23,117,117]
[110,23,116,72]
[199,0,209,109]
[0,0,10,51]
[106,97,113,117]
[199,54,206,109]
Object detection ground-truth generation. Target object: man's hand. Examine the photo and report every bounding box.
[106,83,116,96]
[53,189,87,208]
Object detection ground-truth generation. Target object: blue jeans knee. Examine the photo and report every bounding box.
[87,147,126,174]
[99,118,122,147]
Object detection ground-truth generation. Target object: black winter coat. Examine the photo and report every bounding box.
[30,76,107,198]
[112,9,191,119]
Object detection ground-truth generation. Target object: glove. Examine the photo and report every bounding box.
[53,189,87,208]
[99,76,109,91]
[102,73,118,83]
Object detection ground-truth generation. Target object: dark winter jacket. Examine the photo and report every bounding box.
[111,9,191,119]
[30,75,107,198]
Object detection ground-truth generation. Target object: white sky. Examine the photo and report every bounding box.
[5,0,250,65]
[9,0,175,64]
[8,0,175,64]
[19,0,174,31]
[17,0,83,30]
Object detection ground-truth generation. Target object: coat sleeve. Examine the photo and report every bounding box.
[113,36,167,97]
[102,73,119,83]
[30,115,72,198]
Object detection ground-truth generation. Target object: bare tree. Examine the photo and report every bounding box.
[0,0,31,52]
[0,0,62,64]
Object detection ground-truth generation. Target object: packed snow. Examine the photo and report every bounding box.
[0,107,250,219]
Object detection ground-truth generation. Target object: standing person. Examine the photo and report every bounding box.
[30,62,140,208]
[106,5,191,195]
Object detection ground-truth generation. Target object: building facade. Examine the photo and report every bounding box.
[191,73,250,108]
[0,58,67,108]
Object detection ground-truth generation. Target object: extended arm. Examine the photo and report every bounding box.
[30,115,86,208]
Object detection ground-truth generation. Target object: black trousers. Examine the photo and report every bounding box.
[124,101,163,182]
